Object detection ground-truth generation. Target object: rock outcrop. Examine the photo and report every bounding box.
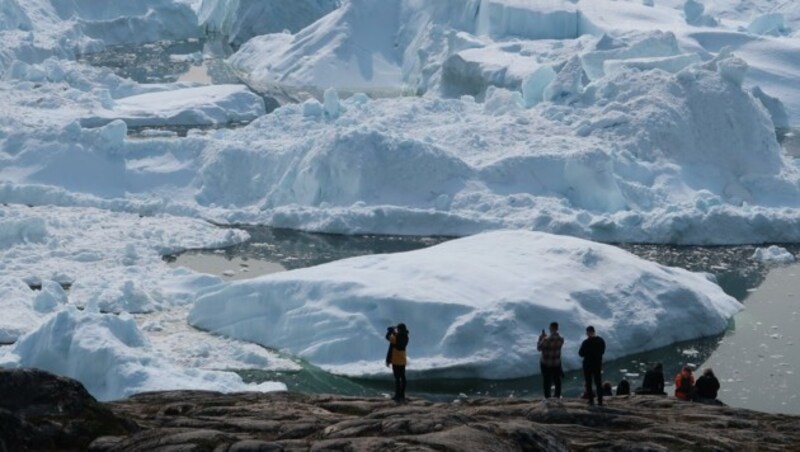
[98,391,799,451]
[0,368,133,451]
[1,369,798,451]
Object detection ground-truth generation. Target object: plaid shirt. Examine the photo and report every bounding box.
[537,333,564,367]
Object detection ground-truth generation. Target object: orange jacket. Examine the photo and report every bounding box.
[674,371,694,400]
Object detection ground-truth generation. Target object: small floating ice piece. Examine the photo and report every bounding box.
[751,246,795,264]
[222,270,236,277]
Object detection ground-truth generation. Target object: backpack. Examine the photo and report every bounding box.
[616,379,631,396]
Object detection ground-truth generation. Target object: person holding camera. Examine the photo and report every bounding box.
[537,321,564,399]
[385,323,409,402]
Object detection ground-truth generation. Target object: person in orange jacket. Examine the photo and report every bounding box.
[674,366,695,401]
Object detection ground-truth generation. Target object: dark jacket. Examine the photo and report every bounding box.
[641,367,665,394]
[578,336,605,368]
[694,374,720,399]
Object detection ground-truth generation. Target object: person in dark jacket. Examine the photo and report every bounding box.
[636,363,666,395]
[693,368,721,402]
[616,378,631,396]
[537,321,565,399]
[578,325,606,406]
[386,323,409,402]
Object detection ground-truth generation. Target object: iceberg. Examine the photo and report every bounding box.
[0,308,286,401]
[752,246,795,264]
[189,230,742,379]
[197,0,341,46]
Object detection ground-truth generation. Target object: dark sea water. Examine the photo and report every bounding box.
[169,227,800,415]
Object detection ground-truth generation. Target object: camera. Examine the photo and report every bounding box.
[387,326,396,332]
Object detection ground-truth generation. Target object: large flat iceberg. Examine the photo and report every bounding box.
[189,230,742,379]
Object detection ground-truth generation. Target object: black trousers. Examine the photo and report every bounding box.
[392,365,406,400]
[540,363,562,399]
[583,364,603,402]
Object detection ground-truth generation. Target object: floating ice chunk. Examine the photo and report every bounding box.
[0,308,286,401]
[70,279,156,314]
[752,246,795,264]
[747,13,788,37]
[190,230,742,379]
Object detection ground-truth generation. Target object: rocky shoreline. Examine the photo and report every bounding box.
[2,368,799,451]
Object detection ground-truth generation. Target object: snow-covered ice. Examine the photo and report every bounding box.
[189,230,742,379]
[4,53,800,244]
[197,0,340,47]
[0,307,287,401]
[2,0,800,400]
[81,84,265,128]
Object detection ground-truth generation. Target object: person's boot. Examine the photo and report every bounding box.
[588,398,595,406]
[598,398,604,406]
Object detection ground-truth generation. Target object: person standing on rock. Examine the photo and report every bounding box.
[579,326,606,406]
[537,321,564,399]
[386,323,409,402]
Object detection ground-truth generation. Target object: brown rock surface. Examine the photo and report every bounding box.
[2,369,798,451]
[95,391,800,452]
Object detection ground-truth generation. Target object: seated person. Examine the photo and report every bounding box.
[635,363,666,395]
[693,368,721,403]
[616,378,630,396]
[602,381,613,397]
[674,367,694,401]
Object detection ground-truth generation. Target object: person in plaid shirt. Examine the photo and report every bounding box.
[537,321,565,399]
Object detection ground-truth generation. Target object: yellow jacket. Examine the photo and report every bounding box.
[389,333,407,366]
